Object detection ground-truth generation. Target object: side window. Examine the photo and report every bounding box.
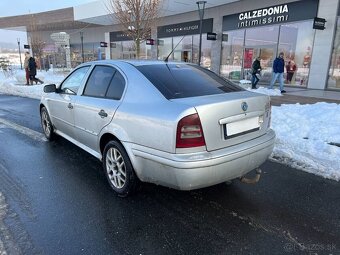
[83,65,115,98]
[106,71,126,100]
[60,66,90,94]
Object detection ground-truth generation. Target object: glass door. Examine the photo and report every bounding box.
[243,46,276,84]
[173,50,192,62]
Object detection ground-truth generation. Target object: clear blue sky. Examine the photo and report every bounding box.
[0,0,95,45]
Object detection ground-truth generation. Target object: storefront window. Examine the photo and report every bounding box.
[157,34,211,66]
[173,36,192,62]
[69,42,100,67]
[110,40,150,60]
[220,20,314,86]
[157,37,172,61]
[278,21,314,86]
[111,42,122,60]
[193,34,212,68]
[244,26,279,83]
[220,29,245,80]
[328,17,340,90]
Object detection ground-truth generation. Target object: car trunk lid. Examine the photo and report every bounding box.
[172,91,271,152]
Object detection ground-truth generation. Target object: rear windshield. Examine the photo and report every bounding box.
[135,64,244,99]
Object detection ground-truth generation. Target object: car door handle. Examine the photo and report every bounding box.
[68,103,73,109]
[98,110,108,118]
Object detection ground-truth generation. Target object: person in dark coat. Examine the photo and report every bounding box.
[286,60,297,84]
[251,57,262,89]
[28,56,44,85]
[268,52,286,93]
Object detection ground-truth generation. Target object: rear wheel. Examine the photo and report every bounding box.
[103,140,138,197]
[40,107,55,141]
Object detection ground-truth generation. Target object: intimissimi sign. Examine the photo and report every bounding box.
[223,0,319,31]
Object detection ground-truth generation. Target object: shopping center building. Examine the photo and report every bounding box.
[1,0,340,91]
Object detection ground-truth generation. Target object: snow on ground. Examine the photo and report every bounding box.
[0,69,66,99]
[1,69,340,181]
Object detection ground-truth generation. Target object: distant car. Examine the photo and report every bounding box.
[40,60,275,196]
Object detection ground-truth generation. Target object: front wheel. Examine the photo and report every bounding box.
[103,140,138,197]
[40,107,55,141]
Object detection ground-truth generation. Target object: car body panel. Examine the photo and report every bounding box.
[46,94,76,138]
[172,91,271,151]
[125,129,275,190]
[74,96,119,150]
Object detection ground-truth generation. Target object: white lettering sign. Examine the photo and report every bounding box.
[239,5,289,21]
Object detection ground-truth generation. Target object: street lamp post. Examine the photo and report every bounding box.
[17,38,23,70]
[80,31,84,63]
[196,1,206,66]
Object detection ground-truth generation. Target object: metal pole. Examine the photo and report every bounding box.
[80,31,84,63]
[196,1,206,66]
[17,38,23,70]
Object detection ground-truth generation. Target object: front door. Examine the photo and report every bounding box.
[48,66,91,139]
[243,46,276,84]
[173,50,192,62]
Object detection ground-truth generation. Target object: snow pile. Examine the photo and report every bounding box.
[247,86,283,96]
[0,69,66,99]
[271,103,340,181]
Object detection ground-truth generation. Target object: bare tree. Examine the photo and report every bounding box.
[27,14,45,66]
[106,0,161,58]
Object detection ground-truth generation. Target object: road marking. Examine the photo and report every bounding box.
[0,117,47,142]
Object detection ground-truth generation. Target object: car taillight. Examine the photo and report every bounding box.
[176,113,206,148]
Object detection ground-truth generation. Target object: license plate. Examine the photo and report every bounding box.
[225,116,260,138]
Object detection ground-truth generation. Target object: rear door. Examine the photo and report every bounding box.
[73,65,126,150]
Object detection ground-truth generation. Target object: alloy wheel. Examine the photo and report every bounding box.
[106,147,126,189]
[41,110,51,137]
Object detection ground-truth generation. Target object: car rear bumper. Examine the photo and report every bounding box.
[129,129,275,190]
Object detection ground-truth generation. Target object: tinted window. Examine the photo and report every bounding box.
[83,66,115,98]
[136,64,244,99]
[60,66,90,94]
[106,71,125,100]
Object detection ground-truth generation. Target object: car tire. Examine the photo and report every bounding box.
[103,140,139,197]
[40,107,55,141]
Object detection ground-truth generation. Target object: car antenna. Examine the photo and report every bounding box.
[164,35,186,62]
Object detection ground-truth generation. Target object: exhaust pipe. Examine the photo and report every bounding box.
[240,168,262,184]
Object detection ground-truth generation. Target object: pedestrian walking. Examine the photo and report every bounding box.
[251,56,262,89]
[286,60,297,84]
[24,52,30,85]
[28,56,44,85]
[269,52,286,93]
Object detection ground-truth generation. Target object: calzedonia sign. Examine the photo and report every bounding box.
[223,0,319,31]
[238,5,289,27]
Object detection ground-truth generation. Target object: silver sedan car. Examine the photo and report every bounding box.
[40,60,275,196]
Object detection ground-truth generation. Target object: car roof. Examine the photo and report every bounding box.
[79,59,194,67]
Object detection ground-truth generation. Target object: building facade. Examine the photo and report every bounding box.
[1,0,339,90]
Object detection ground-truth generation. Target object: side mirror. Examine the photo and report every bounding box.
[43,84,57,93]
